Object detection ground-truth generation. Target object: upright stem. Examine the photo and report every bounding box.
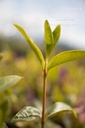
[41,61,47,128]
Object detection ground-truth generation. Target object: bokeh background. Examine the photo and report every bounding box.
[0,0,85,128]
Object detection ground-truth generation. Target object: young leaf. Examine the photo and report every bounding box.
[46,102,77,119]
[14,24,45,70]
[53,25,61,45]
[44,20,54,58]
[11,106,42,122]
[48,50,85,71]
[44,20,54,45]
[44,20,60,58]
[0,75,22,92]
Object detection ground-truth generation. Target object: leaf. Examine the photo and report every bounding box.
[0,100,9,127]
[11,106,42,122]
[44,20,61,58]
[48,50,85,71]
[44,20,54,58]
[44,20,54,45]
[0,75,22,92]
[14,24,45,70]
[53,25,61,45]
[46,102,77,119]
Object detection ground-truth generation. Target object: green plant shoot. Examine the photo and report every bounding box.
[11,20,85,128]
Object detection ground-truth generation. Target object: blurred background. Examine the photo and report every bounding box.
[0,0,85,128]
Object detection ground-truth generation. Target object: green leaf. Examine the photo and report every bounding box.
[44,20,54,45]
[14,24,45,70]
[46,102,77,119]
[48,50,85,71]
[44,20,54,58]
[44,20,61,58]
[0,75,22,92]
[0,100,9,127]
[53,25,61,45]
[11,106,41,122]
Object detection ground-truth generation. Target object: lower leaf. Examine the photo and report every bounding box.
[11,106,42,122]
[46,102,77,119]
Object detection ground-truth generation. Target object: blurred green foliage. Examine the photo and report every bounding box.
[0,40,85,127]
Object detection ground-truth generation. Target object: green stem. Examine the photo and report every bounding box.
[41,61,47,128]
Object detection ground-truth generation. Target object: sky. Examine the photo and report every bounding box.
[0,0,85,49]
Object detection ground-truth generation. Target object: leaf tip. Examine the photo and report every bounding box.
[45,19,48,23]
[13,24,17,27]
[44,20,50,26]
[11,118,15,123]
[13,24,21,30]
